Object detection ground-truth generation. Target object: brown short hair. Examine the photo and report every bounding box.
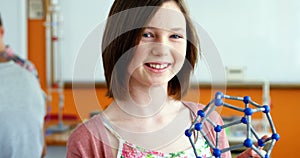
[102,0,199,100]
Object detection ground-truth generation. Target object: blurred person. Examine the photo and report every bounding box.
[0,13,46,158]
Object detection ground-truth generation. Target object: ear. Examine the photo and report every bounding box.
[0,27,4,37]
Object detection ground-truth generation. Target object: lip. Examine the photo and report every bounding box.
[144,62,171,73]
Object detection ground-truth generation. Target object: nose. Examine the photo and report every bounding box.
[151,38,170,56]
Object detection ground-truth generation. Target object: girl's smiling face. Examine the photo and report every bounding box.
[128,1,187,87]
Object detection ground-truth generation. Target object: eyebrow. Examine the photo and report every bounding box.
[144,26,186,32]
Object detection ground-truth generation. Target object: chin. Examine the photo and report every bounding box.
[149,80,169,87]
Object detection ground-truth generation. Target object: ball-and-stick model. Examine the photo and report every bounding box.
[185,92,280,158]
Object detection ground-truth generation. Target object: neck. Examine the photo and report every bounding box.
[114,77,171,118]
[130,85,168,105]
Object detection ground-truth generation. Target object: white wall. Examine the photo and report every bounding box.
[186,0,300,84]
[59,0,300,84]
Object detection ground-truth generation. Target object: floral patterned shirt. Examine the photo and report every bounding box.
[117,138,212,158]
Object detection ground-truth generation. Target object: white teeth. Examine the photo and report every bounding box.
[149,64,168,69]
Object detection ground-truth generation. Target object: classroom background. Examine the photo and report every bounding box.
[1,0,300,157]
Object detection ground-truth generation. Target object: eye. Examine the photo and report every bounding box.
[170,34,183,39]
[142,32,154,38]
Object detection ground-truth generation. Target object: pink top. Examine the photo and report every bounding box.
[66,102,231,158]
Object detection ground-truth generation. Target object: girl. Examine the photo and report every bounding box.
[67,0,262,157]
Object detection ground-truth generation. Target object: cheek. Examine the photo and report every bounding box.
[171,43,187,73]
[174,43,187,62]
[127,46,146,74]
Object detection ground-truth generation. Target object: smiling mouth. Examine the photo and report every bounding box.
[145,63,170,70]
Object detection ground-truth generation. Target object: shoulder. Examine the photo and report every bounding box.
[67,114,112,156]
[10,63,44,100]
[4,47,39,79]
[68,115,104,143]
[0,61,44,105]
[182,101,206,114]
[1,61,38,84]
[67,114,114,157]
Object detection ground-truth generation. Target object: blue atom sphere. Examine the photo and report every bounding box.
[243,96,251,104]
[241,117,248,124]
[244,108,253,116]
[213,148,221,157]
[184,129,192,137]
[258,139,266,147]
[215,92,224,99]
[263,105,270,113]
[243,138,253,147]
[197,110,205,117]
[272,133,280,141]
[214,125,222,132]
[195,123,203,131]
